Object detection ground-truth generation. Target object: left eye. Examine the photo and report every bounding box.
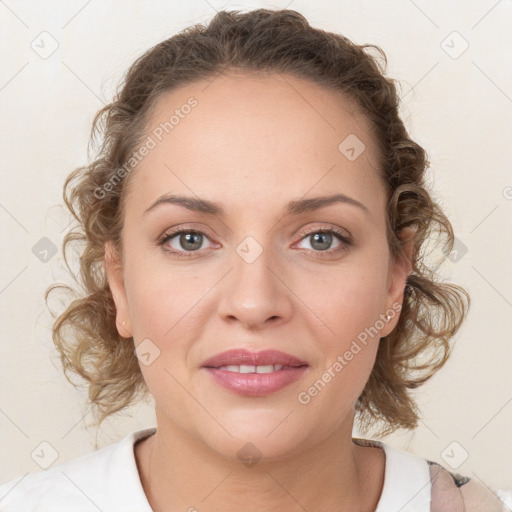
[295,229,350,253]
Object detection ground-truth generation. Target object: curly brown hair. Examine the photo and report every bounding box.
[46,8,469,437]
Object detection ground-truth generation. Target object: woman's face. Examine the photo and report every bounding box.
[106,72,409,461]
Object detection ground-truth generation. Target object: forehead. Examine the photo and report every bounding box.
[126,71,384,220]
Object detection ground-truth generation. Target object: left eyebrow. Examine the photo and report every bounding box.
[284,193,370,217]
[144,193,370,217]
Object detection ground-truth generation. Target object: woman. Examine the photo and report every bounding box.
[0,8,509,512]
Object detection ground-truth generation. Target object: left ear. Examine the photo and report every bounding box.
[380,226,415,337]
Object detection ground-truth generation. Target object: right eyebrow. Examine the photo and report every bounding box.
[145,194,222,216]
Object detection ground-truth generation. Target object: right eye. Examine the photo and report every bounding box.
[159,227,215,258]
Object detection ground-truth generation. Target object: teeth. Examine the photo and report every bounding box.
[217,364,285,373]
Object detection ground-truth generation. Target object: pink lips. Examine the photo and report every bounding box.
[201,349,308,368]
[201,349,309,397]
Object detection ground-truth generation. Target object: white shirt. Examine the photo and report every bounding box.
[0,426,482,512]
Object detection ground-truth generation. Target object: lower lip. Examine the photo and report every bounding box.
[203,366,308,396]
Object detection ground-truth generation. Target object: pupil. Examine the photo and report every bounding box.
[312,232,331,251]
[181,232,202,251]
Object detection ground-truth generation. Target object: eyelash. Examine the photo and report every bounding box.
[158,226,352,259]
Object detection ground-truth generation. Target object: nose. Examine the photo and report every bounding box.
[216,239,293,331]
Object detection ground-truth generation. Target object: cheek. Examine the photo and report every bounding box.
[123,245,205,340]
[125,272,172,341]
[295,252,389,338]
[296,265,386,416]
[122,256,201,402]
[292,249,389,405]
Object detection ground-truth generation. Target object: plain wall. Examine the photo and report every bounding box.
[1,0,511,492]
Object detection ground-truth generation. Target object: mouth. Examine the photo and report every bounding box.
[201,349,309,396]
[201,348,308,369]
[213,363,298,373]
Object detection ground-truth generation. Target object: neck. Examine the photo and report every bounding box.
[135,415,385,512]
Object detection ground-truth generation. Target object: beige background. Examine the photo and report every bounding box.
[1,0,511,494]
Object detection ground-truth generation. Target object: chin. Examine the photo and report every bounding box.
[194,411,312,464]
[211,434,305,466]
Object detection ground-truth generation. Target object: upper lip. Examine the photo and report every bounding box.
[201,349,308,368]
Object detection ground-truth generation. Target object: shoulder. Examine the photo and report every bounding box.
[354,437,511,512]
[0,444,114,511]
[427,460,511,512]
[0,427,156,512]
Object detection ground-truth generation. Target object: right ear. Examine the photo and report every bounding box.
[104,241,133,338]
